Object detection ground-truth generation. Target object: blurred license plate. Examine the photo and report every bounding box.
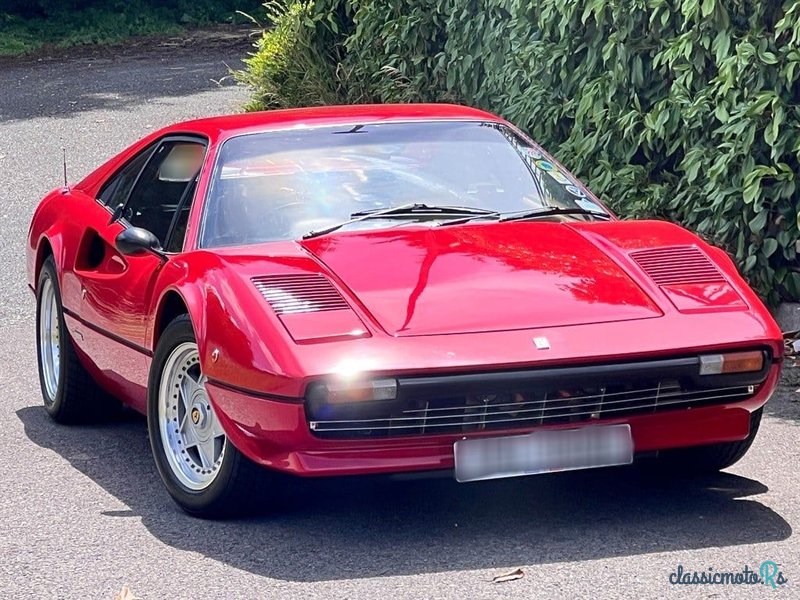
[454,424,633,482]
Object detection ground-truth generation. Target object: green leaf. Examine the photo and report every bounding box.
[749,211,768,232]
[743,180,761,204]
[760,50,778,65]
[714,103,729,123]
[712,30,730,61]
[763,238,778,257]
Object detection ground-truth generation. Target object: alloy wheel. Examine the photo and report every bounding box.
[38,276,61,402]
[157,342,226,490]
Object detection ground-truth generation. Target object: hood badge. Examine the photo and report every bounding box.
[533,337,550,350]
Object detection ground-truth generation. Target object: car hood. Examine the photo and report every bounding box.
[300,222,663,337]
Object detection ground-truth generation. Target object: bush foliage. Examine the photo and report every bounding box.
[241,0,800,304]
[236,1,345,110]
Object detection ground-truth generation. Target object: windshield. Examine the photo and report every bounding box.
[200,120,607,247]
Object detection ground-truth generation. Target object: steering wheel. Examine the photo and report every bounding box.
[209,200,307,246]
[252,200,307,241]
[260,201,305,219]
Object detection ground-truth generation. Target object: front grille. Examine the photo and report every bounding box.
[308,378,756,439]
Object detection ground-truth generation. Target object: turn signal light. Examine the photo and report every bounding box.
[699,351,764,375]
[308,378,398,404]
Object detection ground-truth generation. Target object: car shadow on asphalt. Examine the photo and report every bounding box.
[17,405,792,582]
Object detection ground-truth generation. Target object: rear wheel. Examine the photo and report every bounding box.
[148,315,264,517]
[655,408,763,473]
[36,256,110,423]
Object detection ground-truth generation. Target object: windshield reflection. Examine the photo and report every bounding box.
[201,121,605,247]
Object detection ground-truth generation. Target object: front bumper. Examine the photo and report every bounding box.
[207,361,781,477]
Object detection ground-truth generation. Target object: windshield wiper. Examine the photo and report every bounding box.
[439,205,611,228]
[435,212,501,227]
[303,203,497,239]
[350,204,497,218]
[498,206,611,222]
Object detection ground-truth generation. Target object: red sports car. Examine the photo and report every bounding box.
[27,104,782,516]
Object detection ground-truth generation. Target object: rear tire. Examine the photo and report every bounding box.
[36,256,110,423]
[147,315,266,518]
[655,408,763,473]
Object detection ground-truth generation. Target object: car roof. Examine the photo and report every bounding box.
[168,103,504,141]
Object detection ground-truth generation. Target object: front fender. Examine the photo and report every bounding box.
[149,253,304,398]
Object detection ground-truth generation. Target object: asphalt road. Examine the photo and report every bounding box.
[0,44,798,600]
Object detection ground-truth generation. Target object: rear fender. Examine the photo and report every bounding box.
[27,189,72,290]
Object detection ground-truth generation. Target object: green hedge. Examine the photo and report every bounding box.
[240,0,800,305]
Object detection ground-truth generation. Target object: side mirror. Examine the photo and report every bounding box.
[115,227,167,262]
[108,203,126,225]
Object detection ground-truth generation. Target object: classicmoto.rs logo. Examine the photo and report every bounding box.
[668,561,788,589]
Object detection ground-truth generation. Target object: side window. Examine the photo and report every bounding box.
[97,145,154,207]
[124,140,205,248]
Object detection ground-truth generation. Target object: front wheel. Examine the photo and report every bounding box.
[147,315,264,517]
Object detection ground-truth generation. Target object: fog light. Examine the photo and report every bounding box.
[699,351,764,375]
[309,378,398,404]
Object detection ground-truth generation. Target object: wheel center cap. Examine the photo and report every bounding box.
[190,402,209,429]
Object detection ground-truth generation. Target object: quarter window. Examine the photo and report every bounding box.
[97,145,154,208]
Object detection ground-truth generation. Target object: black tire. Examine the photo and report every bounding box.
[655,408,763,473]
[35,256,111,423]
[147,314,266,518]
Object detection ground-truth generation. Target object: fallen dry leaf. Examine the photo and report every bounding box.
[114,585,139,600]
[491,568,524,583]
